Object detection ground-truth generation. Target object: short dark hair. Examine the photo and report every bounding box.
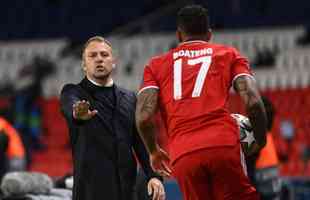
[261,96,275,131]
[177,5,210,36]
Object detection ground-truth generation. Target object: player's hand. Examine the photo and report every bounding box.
[72,100,97,120]
[150,147,171,178]
[147,178,165,200]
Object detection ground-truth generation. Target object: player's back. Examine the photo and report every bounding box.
[143,40,252,162]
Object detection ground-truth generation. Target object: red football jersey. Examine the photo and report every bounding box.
[139,40,254,164]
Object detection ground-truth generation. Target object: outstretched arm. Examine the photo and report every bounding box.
[234,75,267,149]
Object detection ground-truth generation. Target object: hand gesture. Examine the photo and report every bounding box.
[150,147,171,178]
[147,178,165,200]
[72,100,97,120]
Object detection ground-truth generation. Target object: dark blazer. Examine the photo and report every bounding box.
[60,78,160,200]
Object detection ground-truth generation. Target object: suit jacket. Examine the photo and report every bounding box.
[60,78,160,200]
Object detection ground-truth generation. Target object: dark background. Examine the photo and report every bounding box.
[1,0,309,40]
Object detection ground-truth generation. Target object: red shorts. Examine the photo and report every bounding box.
[172,144,259,200]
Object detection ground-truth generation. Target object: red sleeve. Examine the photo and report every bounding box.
[230,48,254,84]
[138,61,159,95]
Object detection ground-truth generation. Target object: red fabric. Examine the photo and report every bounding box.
[172,145,259,200]
[139,41,253,163]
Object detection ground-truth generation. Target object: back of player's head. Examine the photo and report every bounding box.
[177,5,210,36]
[261,96,275,131]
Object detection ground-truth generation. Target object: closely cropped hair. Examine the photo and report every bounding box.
[177,5,210,35]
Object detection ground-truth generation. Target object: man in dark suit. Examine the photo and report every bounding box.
[60,36,165,200]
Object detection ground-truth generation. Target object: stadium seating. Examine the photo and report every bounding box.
[29,98,72,177]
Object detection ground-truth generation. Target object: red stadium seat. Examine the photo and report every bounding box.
[29,98,72,177]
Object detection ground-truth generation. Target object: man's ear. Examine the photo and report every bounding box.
[112,56,118,69]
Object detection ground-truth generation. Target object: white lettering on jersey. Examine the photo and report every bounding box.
[173,48,213,60]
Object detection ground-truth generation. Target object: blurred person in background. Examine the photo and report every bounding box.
[0,116,26,180]
[246,96,281,200]
[0,132,8,180]
[136,4,267,200]
[12,56,55,165]
[60,36,165,200]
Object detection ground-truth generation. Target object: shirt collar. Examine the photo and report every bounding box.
[87,77,114,87]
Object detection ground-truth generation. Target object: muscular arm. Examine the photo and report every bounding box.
[135,88,159,154]
[132,123,162,181]
[234,76,267,147]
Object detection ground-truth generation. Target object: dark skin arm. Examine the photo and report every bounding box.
[136,89,158,154]
[234,75,267,152]
[135,88,171,177]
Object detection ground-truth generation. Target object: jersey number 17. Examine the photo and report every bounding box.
[173,56,212,100]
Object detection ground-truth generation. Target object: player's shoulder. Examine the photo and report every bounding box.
[210,42,238,53]
[148,51,172,65]
[144,51,173,73]
[209,43,242,61]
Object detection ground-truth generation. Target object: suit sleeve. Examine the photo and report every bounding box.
[60,84,84,125]
[131,94,163,182]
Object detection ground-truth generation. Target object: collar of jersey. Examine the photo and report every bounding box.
[179,40,208,46]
